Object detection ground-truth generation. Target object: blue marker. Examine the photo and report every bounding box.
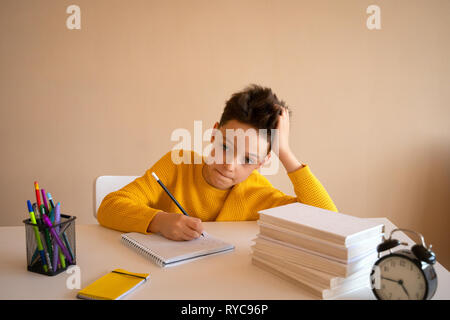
[47,192,56,222]
[48,194,75,261]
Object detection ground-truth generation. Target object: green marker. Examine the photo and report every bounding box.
[27,200,48,272]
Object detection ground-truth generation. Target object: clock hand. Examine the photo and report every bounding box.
[398,280,410,299]
[381,277,399,283]
[381,277,411,298]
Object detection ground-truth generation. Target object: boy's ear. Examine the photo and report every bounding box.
[211,122,220,143]
[258,152,272,168]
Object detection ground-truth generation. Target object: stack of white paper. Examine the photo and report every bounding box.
[251,202,384,299]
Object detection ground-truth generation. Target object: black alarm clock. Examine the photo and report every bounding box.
[370,228,438,300]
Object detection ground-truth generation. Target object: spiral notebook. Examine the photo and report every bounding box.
[121,232,235,267]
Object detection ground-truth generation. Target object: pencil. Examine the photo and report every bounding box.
[151,172,204,237]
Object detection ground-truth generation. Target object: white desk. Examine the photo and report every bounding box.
[0,218,448,300]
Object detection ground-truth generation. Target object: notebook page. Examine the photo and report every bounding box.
[122,231,234,264]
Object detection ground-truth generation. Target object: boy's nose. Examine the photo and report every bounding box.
[223,160,235,172]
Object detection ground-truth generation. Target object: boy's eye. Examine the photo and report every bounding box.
[244,157,256,165]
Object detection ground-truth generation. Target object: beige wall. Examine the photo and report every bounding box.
[1,0,449,268]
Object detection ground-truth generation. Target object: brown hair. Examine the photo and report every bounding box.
[219,84,291,152]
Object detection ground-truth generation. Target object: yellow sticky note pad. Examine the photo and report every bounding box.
[77,269,150,300]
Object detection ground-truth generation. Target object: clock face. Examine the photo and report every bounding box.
[373,255,427,300]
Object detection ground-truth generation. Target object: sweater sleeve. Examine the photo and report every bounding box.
[97,150,176,234]
[286,165,338,211]
[244,165,338,217]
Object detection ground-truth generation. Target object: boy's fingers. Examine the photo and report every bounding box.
[186,217,204,233]
[280,106,289,118]
[275,104,285,115]
[182,228,200,240]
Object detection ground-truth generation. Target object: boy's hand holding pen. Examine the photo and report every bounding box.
[148,172,205,241]
[148,211,204,241]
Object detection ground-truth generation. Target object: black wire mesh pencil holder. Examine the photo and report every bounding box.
[23,211,76,276]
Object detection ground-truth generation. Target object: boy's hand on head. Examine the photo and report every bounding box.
[274,104,291,156]
[273,104,303,173]
[148,211,204,241]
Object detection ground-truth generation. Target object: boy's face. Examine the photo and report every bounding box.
[202,120,271,190]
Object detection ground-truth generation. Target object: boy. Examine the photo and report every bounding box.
[97,84,337,240]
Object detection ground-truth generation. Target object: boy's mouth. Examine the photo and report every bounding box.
[215,169,233,180]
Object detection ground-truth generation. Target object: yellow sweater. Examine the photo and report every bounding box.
[97,150,338,234]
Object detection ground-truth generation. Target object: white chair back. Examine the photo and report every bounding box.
[94,175,139,217]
